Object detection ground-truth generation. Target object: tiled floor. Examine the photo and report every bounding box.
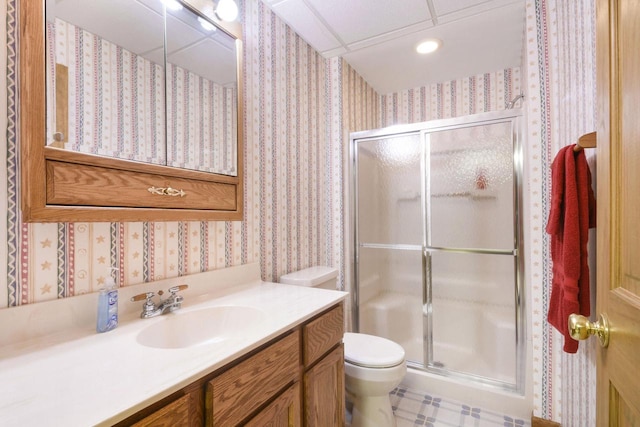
[390,386,530,427]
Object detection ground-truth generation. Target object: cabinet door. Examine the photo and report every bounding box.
[130,394,191,427]
[303,344,345,427]
[244,382,301,427]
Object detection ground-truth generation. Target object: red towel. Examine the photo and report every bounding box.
[546,144,596,353]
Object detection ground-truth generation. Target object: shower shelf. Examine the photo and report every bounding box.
[431,191,496,199]
[397,191,497,201]
[397,194,421,202]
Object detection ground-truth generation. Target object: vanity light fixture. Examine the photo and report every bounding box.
[162,0,183,11]
[215,0,239,22]
[416,38,442,54]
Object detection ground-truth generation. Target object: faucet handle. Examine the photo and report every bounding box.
[130,291,155,302]
[168,284,188,294]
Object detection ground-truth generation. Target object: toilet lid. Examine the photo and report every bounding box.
[343,332,405,368]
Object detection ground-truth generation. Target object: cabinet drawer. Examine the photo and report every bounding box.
[46,160,237,211]
[303,304,344,367]
[206,331,301,426]
[130,394,190,427]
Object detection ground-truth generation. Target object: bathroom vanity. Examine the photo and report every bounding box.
[118,304,344,426]
[0,264,347,426]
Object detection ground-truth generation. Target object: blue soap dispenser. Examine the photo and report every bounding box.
[97,269,118,333]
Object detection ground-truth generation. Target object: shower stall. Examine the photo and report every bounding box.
[349,110,527,410]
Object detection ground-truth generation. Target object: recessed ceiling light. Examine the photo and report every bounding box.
[416,39,442,54]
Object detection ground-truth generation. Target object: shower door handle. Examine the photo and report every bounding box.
[568,313,610,348]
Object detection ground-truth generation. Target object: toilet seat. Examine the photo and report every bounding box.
[343,332,405,368]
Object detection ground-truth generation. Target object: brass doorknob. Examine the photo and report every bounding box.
[568,313,610,348]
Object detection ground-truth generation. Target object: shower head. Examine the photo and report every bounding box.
[506,94,525,109]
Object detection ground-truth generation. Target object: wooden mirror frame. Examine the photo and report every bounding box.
[19,0,244,222]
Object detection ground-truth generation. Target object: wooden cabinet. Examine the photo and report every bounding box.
[302,305,345,427]
[18,0,244,222]
[304,345,345,426]
[115,303,344,427]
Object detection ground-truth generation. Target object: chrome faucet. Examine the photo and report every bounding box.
[131,285,189,319]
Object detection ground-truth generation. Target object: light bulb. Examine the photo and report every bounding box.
[215,0,238,22]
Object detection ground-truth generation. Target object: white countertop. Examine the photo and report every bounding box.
[0,264,347,426]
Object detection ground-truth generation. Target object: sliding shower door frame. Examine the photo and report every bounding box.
[350,109,525,395]
[349,128,423,333]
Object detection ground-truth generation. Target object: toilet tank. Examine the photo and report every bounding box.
[279,266,338,290]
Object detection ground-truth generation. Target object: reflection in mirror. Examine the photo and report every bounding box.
[45,0,239,176]
[166,3,238,175]
[45,0,167,165]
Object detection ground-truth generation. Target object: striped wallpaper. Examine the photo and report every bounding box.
[381,68,520,126]
[167,62,237,174]
[47,18,166,163]
[526,0,597,424]
[244,0,331,282]
[331,57,382,294]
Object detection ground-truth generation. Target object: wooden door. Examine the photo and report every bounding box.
[596,0,640,424]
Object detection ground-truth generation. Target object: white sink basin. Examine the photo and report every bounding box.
[136,306,267,349]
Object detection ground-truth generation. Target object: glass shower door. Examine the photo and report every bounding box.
[351,111,524,394]
[355,133,424,364]
[425,120,521,389]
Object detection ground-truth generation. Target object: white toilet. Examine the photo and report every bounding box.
[280,266,407,427]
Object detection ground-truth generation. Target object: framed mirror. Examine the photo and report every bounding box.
[20,0,244,222]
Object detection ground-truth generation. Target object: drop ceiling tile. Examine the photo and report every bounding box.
[263,0,525,93]
[321,46,348,58]
[135,0,163,14]
[341,2,524,94]
[432,0,490,16]
[140,47,165,66]
[346,19,434,53]
[432,0,522,21]
[307,0,431,44]
[165,10,211,54]
[55,0,165,56]
[168,38,237,85]
[271,0,342,52]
